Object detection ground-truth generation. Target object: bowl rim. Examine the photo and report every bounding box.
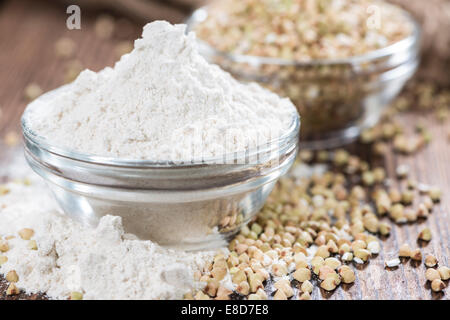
[21,85,300,168]
[186,4,421,67]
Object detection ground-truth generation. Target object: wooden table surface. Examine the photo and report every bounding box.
[0,0,448,300]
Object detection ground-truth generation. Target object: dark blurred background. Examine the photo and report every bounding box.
[51,0,205,22]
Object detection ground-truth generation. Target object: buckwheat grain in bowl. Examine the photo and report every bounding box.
[21,21,300,250]
[189,0,420,148]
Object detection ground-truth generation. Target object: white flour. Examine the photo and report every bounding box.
[27,21,295,161]
[0,181,220,300]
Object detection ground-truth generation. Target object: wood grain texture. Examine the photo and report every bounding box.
[0,0,448,300]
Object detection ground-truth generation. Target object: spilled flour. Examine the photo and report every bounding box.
[0,180,221,300]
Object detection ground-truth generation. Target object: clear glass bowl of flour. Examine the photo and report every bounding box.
[21,87,300,251]
[187,6,420,149]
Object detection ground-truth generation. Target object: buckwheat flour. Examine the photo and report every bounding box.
[27,21,295,161]
[0,181,220,300]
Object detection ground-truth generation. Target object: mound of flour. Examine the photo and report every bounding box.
[0,181,218,300]
[27,21,295,160]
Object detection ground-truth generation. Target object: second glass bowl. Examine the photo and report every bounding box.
[187,7,420,149]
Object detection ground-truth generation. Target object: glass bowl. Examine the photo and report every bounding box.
[187,7,420,149]
[21,86,300,251]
